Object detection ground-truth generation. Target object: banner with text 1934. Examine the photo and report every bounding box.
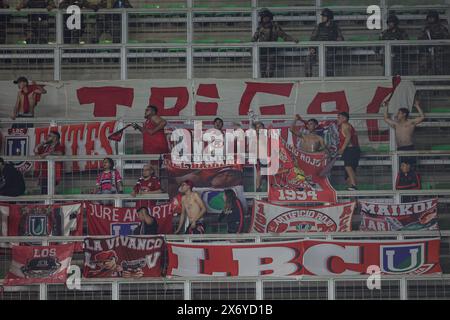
[166,238,441,277]
[83,236,165,278]
[250,200,355,233]
[268,138,337,204]
[3,243,75,286]
[359,199,439,231]
[85,202,176,235]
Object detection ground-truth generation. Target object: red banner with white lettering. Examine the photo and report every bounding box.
[359,199,439,231]
[250,200,355,233]
[83,236,164,278]
[166,238,441,277]
[3,243,75,286]
[268,138,337,204]
[85,202,176,235]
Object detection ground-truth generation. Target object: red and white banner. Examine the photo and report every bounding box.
[0,79,415,120]
[3,243,75,286]
[85,202,176,235]
[0,122,118,172]
[166,238,441,277]
[268,138,337,204]
[83,236,164,278]
[0,202,83,237]
[359,199,439,231]
[250,200,355,233]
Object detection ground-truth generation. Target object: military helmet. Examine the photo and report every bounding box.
[259,8,274,20]
[426,10,439,21]
[321,8,334,20]
[387,14,399,25]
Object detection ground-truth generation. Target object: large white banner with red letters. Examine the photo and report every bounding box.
[250,200,355,233]
[166,238,441,277]
[0,78,414,125]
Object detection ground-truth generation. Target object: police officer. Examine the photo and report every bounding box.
[252,8,297,78]
[419,10,450,40]
[306,8,344,77]
[380,14,408,75]
[16,0,56,44]
[0,0,9,44]
[380,14,408,40]
[418,11,450,75]
[95,0,133,44]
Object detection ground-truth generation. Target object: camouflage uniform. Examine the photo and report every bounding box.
[252,22,295,78]
[18,0,56,44]
[380,27,409,75]
[306,21,344,77]
[95,0,132,43]
[59,0,98,44]
[419,22,450,75]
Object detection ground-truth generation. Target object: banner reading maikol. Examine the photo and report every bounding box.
[166,238,441,277]
[3,243,75,286]
[0,202,83,237]
[83,236,164,278]
[85,202,175,235]
[268,138,337,204]
[359,199,439,231]
[250,200,355,233]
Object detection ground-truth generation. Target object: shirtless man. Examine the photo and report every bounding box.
[383,99,425,165]
[11,76,46,128]
[175,180,207,235]
[290,115,328,153]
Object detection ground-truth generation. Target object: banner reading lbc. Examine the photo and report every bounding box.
[166,238,441,277]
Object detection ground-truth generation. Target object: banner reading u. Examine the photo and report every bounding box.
[27,216,48,236]
[380,244,424,274]
[110,223,139,236]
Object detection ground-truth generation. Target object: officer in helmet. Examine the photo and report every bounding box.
[310,8,344,41]
[380,14,408,40]
[419,10,449,40]
[252,8,297,78]
[306,8,344,77]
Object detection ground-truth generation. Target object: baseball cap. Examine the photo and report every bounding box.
[13,76,29,84]
[182,180,194,190]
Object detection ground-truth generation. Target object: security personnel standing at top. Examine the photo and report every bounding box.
[252,8,297,78]
[418,11,450,75]
[306,8,344,77]
[380,14,409,75]
[380,14,408,40]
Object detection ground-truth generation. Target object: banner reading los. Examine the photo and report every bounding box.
[269,138,337,204]
[167,238,441,277]
[83,236,164,278]
[0,202,83,237]
[250,200,355,233]
[3,244,75,286]
[85,202,176,235]
[359,199,439,231]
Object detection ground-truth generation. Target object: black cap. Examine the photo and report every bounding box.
[321,8,334,20]
[387,14,399,25]
[259,8,274,20]
[13,76,28,84]
[426,10,439,21]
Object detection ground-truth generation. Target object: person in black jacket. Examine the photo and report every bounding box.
[219,189,245,234]
[395,160,420,202]
[133,206,158,235]
[0,158,26,197]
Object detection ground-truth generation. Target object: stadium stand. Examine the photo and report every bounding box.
[0,0,450,301]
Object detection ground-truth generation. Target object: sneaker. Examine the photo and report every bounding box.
[347,185,358,191]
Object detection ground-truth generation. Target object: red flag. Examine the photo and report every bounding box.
[386,75,401,102]
[3,244,75,286]
[108,124,132,142]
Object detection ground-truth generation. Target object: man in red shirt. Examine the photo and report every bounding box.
[131,164,162,208]
[34,130,65,194]
[337,112,360,191]
[132,105,169,155]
